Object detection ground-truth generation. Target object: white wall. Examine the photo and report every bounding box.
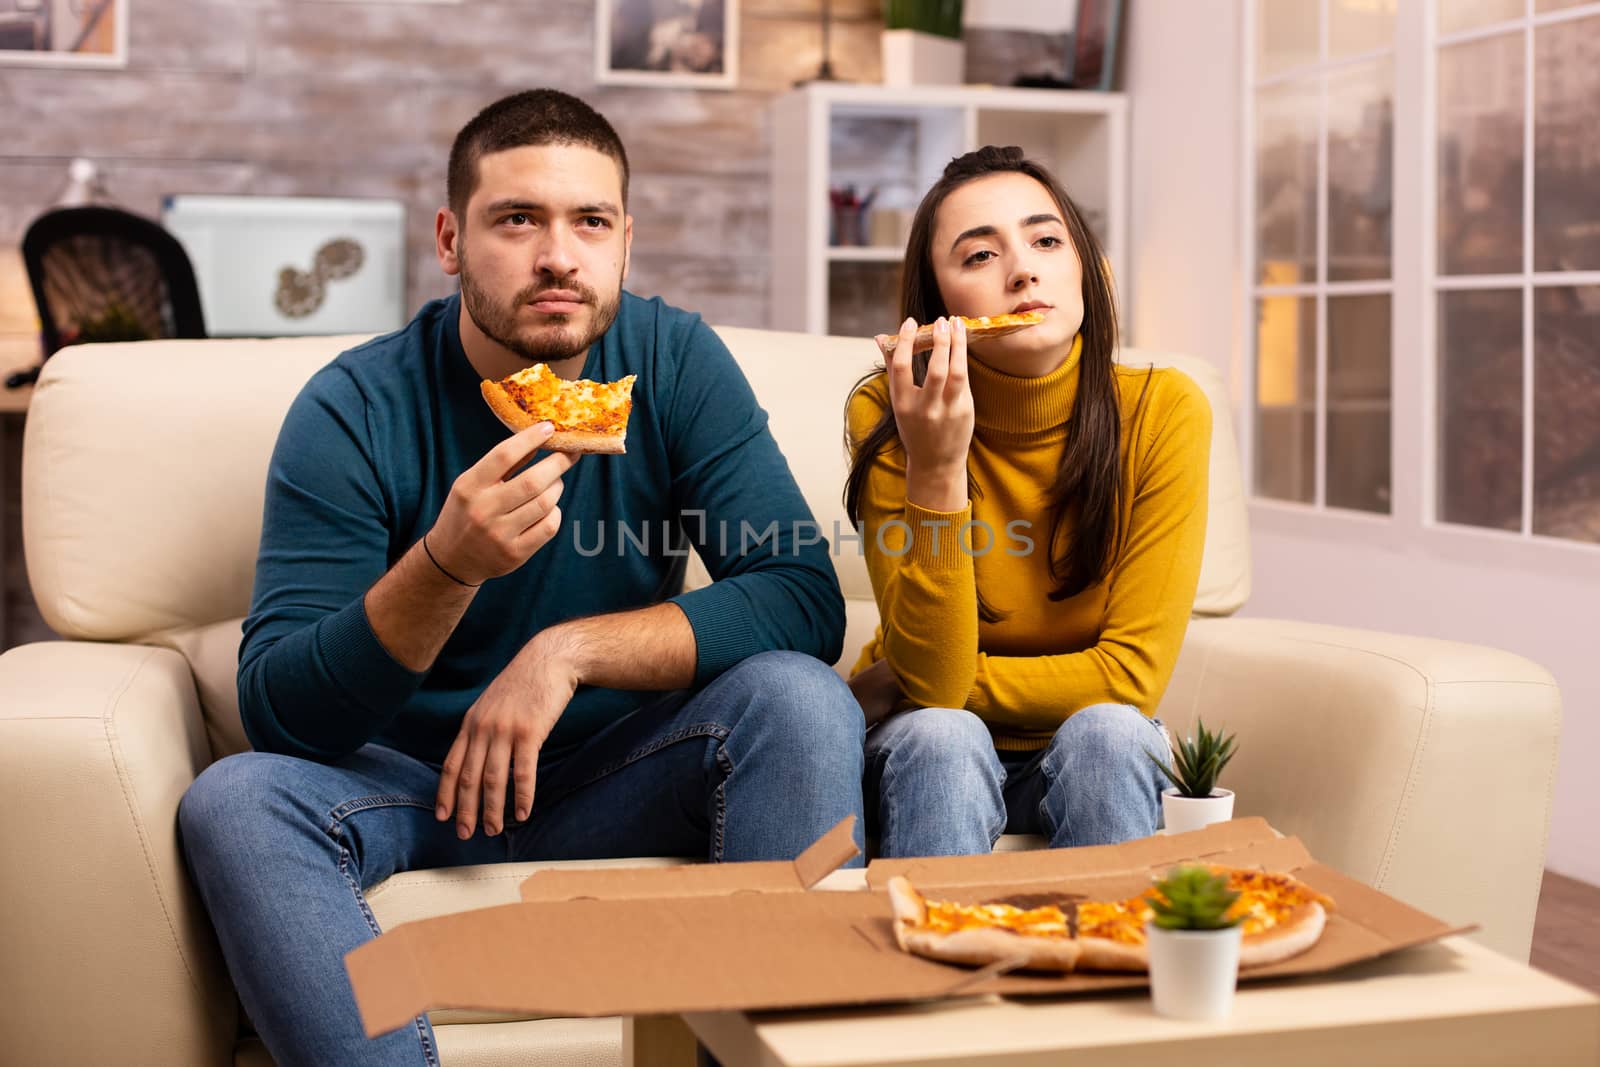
[1124,0,1599,886]
[965,0,1076,34]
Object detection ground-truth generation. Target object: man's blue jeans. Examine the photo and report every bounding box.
[178,650,865,1067]
[863,703,1171,856]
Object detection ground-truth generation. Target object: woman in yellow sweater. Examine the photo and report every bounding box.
[844,146,1210,856]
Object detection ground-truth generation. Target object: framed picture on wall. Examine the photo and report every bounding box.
[0,0,125,68]
[595,0,738,89]
[1069,0,1125,92]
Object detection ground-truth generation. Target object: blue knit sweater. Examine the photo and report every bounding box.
[238,292,844,764]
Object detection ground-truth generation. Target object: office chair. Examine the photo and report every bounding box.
[9,206,205,389]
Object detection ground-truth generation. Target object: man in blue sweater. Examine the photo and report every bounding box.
[178,89,865,1065]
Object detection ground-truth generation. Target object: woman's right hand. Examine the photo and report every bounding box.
[886,315,973,511]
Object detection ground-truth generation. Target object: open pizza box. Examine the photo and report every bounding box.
[345,816,1475,1038]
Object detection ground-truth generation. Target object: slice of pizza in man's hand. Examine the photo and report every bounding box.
[480,363,637,454]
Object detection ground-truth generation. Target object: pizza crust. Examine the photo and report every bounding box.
[1075,935,1149,973]
[1237,901,1327,968]
[874,311,1046,359]
[899,925,1082,973]
[478,379,629,455]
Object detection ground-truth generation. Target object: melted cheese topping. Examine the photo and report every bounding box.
[1077,869,1332,944]
[498,364,636,434]
[1076,895,1156,944]
[1221,869,1331,936]
[922,900,1072,939]
[956,311,1045,331]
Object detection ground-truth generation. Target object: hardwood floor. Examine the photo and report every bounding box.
[1531,871,1600,995]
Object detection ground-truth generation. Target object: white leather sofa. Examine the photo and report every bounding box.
[0,325,1561,1066]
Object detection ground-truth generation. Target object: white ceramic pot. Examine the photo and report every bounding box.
[880,29,965,87]
[1146,922,1243,1020]
[1161,787,1235,834]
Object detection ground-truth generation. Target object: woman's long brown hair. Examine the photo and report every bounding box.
[843,146,1135,620]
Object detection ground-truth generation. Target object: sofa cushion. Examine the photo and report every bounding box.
[149,618,250,759]
[24,336,369,642]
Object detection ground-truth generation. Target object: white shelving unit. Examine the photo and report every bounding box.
[769,82,1129,337]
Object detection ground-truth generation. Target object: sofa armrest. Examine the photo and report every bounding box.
[0,641,236,1065]
[1161,616,1560,962]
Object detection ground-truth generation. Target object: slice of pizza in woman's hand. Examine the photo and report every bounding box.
[872,310,1046,359]
[480,363,637,454]
[886,876,1083,973]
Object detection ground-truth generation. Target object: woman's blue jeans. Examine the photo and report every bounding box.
[863,703,1171,857]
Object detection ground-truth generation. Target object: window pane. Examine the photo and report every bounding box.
[1536,0,1591,11]
[1328,294,1393,514]
[1437,0,1526,36]
[1256,296,1317,503]
[1328,61,1394,281]
[1259,0,1320,78]
[1256,79,1319,285]
[1533,286,1600,542]
[1331,0,1396,57]
[1534,15,1600,271]
[1438,33,1525,275]
[1438,290,1523,530]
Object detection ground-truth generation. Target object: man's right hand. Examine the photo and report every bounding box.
[425,422,578,586]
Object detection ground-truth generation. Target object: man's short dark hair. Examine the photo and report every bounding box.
[447,89,630,219]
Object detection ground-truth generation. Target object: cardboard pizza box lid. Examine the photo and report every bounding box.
[345,816,1474,1038]
[517,816,860,903]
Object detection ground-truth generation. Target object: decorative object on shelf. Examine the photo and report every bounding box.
[1145,866,1245,1021]
[1010,0,1124,92]
[161,195,404,337]
[1068,0,1124,91]
[881,0,965,88]
[595,0,738,90]
[1149,717,1239,833]
[794,0,840,86]
[0,0,125,68]
[829,185,878,248]
[275,238,366,320]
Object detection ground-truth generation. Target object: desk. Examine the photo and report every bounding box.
[1,335,37,413]
[676,935,1599,1066]
[631,868,1600,1067]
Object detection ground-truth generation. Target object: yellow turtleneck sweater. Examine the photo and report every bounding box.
[848,337,1212,752]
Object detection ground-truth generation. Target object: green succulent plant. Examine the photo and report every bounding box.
[1148,718,1237,799]
[73,303,151,345]
[884,0,964,39]
[1148,866,1243,931]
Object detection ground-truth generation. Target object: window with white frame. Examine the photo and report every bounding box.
[1248,0,1600,542]
[1433,0,1600,542]
[1252,0,1396,515]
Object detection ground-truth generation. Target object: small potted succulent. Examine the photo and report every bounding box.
[1148,718,1238,833]
[881,0,965,87]
[1145,865,1244,1020]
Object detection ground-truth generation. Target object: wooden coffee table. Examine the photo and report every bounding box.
[659,933,1598,1067]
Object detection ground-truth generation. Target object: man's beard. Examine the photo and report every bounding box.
[460,262,623,363]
